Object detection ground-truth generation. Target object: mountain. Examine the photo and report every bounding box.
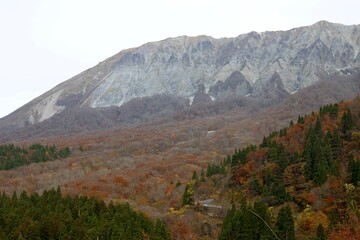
[1,18,360,237]
[1,21,360,138]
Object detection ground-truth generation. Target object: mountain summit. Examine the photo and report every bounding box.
[2,21,360,130]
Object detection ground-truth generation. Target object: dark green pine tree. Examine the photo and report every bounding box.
[233,198,257,240]
[329,208,339,229]
[224,155,231,166]
[151,219,171,240]
[289,120,294,127]
[323,134,333,167]
[110,224,124,240]
[324,131,340,176]
[182,182,194,206]
[200,169,206,182]
[220,197,261,240]
[297,115,305,124]
[277,143,288,171]
[192,170,198,181]
[241,204,257,240]
[303,126,314,179]
[315,117,323,137]
[253,201,273,240]
[279,129,284,137]
[221,165,226,175]
[268,141,278,163]
[348,156,360,186]
[303,123,329,185]
[312,137,328,185]
[276,205,295,240]
[270,181,290,204]
[330,128,342,161]
[249,174,261,195]
[206,164,212,177]
[315,223,326,240]
[261,184,271,197]
[219,204,236,240]
[341,108,354,134]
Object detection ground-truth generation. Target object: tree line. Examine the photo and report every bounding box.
[0,187,170,240]
[0,144,71,170]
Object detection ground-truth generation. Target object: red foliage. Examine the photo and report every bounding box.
[323,194,335,205]
[113,176,129,187]
[307,192,317,204]
[234,160,256,184]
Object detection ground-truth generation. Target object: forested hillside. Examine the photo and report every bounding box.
[0,144,70,170]
[1,96,360,239]
[182,95,360,239]
[0,187,170,240]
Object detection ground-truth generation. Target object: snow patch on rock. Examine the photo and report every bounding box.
[189,96,195,106]
[207,130,216,137]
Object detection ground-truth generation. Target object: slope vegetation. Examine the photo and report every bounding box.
[184,95,360,239]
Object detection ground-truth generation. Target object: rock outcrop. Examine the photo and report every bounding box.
[1,21,360,129]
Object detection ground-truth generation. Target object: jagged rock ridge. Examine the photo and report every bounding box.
[1,21,360,129]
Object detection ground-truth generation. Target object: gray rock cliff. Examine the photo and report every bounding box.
[2,21,360,128]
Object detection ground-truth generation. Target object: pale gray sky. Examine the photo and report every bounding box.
[0,0,359,118]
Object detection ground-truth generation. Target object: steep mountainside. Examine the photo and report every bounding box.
[174,96,360,239]
[1,21,360,132]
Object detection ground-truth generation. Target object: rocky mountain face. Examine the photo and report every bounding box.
[1,21,360,132]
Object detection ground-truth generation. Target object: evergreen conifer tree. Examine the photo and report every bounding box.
[200,169,206,182]
[341,108,354,133]
[253,201,273,240]
[348,156,360,186]
[219,205,236,240]
[182,182,194,206]
[276,205,295,240]
[192,170,198,181]
[151,219,171,240]
[315,223,326,240]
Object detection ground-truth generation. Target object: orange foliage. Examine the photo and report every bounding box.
[234,160,255,185]
[171,220,194,240]
[328,211,360,240]
[165,185,173,197]
[307,192,317,204]
[295,206,329,239]
[113,176,129,187]
[248,149,268,165]
[323,194,335,205]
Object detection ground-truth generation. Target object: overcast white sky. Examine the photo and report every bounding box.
[0,0,359,118]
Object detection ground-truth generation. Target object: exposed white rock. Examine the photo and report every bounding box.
[29,90,65,123]
[207,130,216,137]
[189,96,195,106]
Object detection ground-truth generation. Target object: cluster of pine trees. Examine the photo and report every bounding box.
[303,117,342,184]
[0,188,170,240]
[0,144,70,170]
[206,163,226,177]
[230,145,257,167]
[219,199,295,240]
[218,101,360,239]
[232,136,290,204]
[319,103,339,117]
